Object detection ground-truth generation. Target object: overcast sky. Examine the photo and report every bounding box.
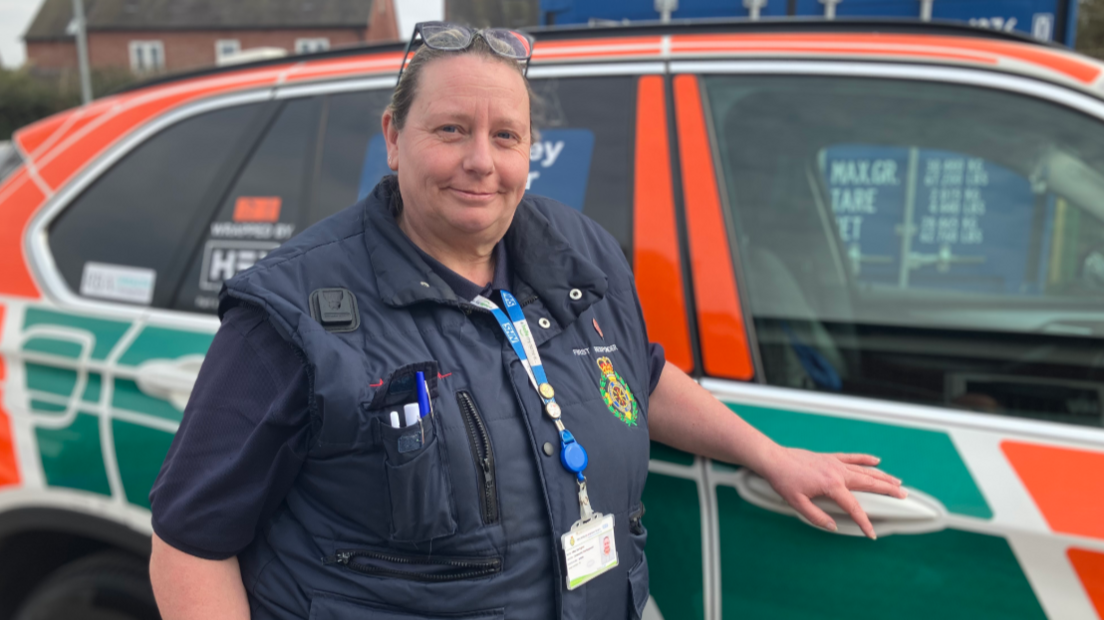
[1,0,46,68]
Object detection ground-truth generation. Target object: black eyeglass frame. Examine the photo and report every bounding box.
[395,21,535,87]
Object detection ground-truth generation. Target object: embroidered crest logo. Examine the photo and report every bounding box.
[597,356,638,426]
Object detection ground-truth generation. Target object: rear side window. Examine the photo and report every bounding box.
[531,76,636,259]
[173,97,323,312]
[704,75,1104,427]
[310,89,393,223]
[48,103,262,307]
[307,78,638,258]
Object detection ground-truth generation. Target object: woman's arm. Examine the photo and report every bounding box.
[647,363,906,539]
[149,533,250,620]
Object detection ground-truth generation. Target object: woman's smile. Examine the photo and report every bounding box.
[448,186,499,202]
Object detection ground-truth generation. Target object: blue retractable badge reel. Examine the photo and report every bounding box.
[560,430,588,480]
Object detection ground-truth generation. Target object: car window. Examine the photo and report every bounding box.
[703,74,1104,427]
[531,76,636,259]
[173,97,322,312]
[305,78,637,259]
[310,89,394,224]
[48,103,263,308]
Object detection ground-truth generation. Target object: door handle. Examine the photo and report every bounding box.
[732,468,947,537]
[135,355,204,411]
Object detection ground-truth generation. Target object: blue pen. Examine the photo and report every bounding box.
[416,371,431,418]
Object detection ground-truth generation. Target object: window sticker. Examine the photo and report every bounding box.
[823,145,1042,295]
[233,196,282,222]
[80,262,156,305]
[525,129,595,211]
[355,128,597,211]
[198,240,279,291]
[208,220,296,241]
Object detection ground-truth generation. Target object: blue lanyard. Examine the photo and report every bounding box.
[472,291,589,483]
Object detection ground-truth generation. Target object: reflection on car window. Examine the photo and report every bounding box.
[531,76,635,259]
[173,97,322,312]
[49,103,262,308]
[311,89,393,224]
[704,75,1104,427]
[308,78,636,259]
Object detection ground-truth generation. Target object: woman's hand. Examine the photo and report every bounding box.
[757,446,907,539]
[648,363,907,539]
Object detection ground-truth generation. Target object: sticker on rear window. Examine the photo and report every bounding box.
[199,240,279,291]
[233,196,282,222]
[80,262,155,305]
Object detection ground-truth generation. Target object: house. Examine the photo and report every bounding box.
[23,0,401,75]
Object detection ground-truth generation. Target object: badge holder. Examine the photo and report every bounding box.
[559,435,618,590]
[473,291,619,591]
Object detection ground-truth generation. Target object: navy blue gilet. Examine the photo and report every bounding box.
[219,179,652,620]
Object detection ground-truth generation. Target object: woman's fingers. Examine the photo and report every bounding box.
[845,464,902,486]
[826,488,877,539]
[832,453,881,466]
[789,494,837,532]
[845,474,909,499]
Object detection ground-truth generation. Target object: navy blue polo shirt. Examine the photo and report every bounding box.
[150,237,666,560]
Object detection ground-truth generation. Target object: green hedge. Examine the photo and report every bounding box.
[0,69,78,140]
[0,68,136,140]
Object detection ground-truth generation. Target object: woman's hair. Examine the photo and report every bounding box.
[386,29,535,139]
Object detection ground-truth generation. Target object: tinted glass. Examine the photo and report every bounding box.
[531,76,636,259]
[48,104,261,307]
[311,89,393,223]
[704,75,1104,427]
[308,79,637,260]
[174,97,322,312]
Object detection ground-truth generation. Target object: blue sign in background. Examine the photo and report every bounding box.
[358,128,596,212]
[539,0,1076,45]
[824,145,1048,295]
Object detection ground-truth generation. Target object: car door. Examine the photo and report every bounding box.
[7,97,278,519]
[671,62,1104,620]
[7,89,364,518]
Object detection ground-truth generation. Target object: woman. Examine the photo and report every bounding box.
[149,23,905,620]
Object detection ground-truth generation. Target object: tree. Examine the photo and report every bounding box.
[0,67,135,140]
[1077,0,1104,60]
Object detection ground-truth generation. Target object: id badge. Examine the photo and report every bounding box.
[561,513,618,590]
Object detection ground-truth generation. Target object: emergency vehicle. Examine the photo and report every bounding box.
[0,18,1102,620]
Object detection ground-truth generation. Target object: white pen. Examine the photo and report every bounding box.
[390,411,401,429]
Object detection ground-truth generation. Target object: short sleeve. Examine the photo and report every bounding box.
[648,342,666,395]
[149,304,311,560]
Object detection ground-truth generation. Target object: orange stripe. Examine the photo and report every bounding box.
[673,43,996,65]
[533,36,663,61]
[633,75,693,374]
[1069,548,1104,617]
[671,33,1101,84]
[0,303,20,488]
[0,170,45,298]
[15,111,72,157]
[672,74,753,381]
[1002,441,1104,540]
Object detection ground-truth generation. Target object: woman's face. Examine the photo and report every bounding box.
[383,54,531,242]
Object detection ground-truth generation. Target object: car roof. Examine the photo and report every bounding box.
[11,18,1104,199]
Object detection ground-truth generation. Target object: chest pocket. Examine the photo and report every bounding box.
[367,362,458,543]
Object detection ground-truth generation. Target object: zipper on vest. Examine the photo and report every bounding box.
[323,549,502,582]
[457,390,499,525]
